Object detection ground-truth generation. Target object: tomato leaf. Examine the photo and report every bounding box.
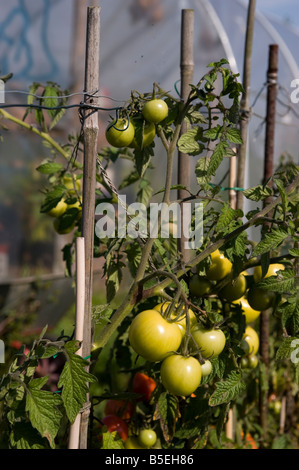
[252,228,289,257]
[177,128,205,156]
[207,141,228,178]
[26,377,63,449]
[153,392,180,443]
[209,371,246,406]
[58,341,97,423]
[102,430,125,449]
[243,185,273,201]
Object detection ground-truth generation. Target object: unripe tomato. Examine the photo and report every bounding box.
[189,275,212,297]
[219,273,247,302]
[233,296,261,324]
[130,119,156,149]
[47,199,68,218]
[137,429,157,448]
[53,218,76,234]
[248,354,259,369]
[253,263,285,283]
[124,436,146,449]
[247,285,275,311]
[101,415,129,441]
[105,118,135,148]
[132,372,156,402]
[206,250,232,281]
[104,400,134,421]
[142,99,168,124]
[201,359,212,377]
[191,324,226,359]
[63,174,81,194]
[160,354,202,397]
[128,309,182,362]
[153,302,197,336]
[242,326,259,355]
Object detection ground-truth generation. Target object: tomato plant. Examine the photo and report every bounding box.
[1,59,299,451]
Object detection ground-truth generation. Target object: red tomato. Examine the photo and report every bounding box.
[101,414,129,441]
[132,372,156,402]
[104,399,134,420]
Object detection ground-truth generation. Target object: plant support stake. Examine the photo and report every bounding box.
[68,237,85,449]
[236,0,256,211]
[178,9,194,264]
[80,6,100,450]
[259,44,278,444]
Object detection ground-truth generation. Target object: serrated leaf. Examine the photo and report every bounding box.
[252,229,289,257]
[134,145,154,178]
[102,430,125,449]
[205,125,223,141]
[92,303,114,326]
[225,127,243,144]
[243,185,273,201]
[36,162,63,174]
[195,157,209,185]
[209,371,246,406]
[58,342,97,423]
[26,378,63,448]
[106,256,125,303]
[274,178,288,214]
[43,85,59,119]
[280,300,299,335]
[207,141,228,178]
[257,269,295,293]
[40,185,66,213]
[10,422,49,449]
[216,203,242,231]
[153,392,180,443]
[177,128,205,156]
[276,337,299,360]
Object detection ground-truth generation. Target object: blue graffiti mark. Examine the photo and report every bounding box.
[0,0,60,82]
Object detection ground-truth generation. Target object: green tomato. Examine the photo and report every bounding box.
[153,302,197,337]
[138,429,157,448]
[105,118,135,148]
[128,310,182,362]
[247,285,275,311]
[47,199,68,218]
[201,359,212,377]
[191,324,226,359]
[206,250,232,281]
[219,273,247,302]
[189,275,212,297]
[248,354,259,369]
[63,174,81,194]
[253,263,285,283]
[233,296,261,324]
[53,218,76,235]
[242,326,259,356]
[142,99,168,124]
[130,119,156,149]
[160,354,202,397]
[124,436,146,449]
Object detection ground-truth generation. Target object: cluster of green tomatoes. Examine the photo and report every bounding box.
[105,98,169,149]
[129,249,285,398]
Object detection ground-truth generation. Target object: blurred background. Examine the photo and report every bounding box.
[1,0,299,342]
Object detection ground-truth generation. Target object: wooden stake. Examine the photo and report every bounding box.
[68,237,85,449]
[236,0,256,211]
[178,9,194,264]
[259,44,278,445]
[79,6,100,449]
